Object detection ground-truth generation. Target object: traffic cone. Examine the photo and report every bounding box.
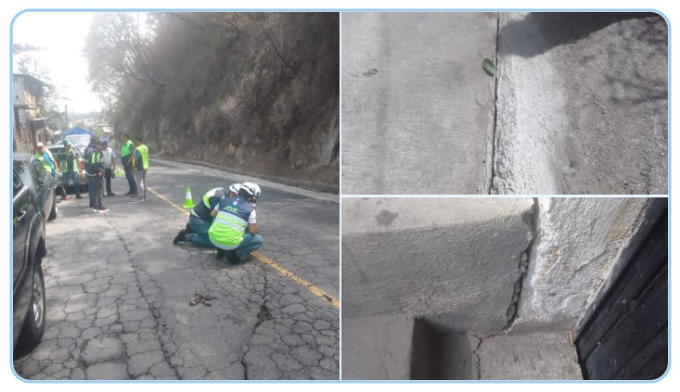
[183,187,194,209]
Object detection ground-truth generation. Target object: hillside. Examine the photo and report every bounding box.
[86,13,339,190]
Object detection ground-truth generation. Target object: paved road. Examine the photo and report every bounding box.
[13,160,339,380]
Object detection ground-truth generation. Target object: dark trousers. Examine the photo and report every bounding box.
[123,161,137,194]
[88,176,94,206]
[92,176,104,209]
[105,168,113,194]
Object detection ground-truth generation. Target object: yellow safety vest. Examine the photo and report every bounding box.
[134,144,149,170]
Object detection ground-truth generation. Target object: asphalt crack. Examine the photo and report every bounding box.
[105,215,181,380]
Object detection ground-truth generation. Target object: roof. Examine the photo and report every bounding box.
[64,127,94,137]
[13,152,33,162]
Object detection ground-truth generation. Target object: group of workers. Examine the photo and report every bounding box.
[34,133,263,264]
[34,133,150,213]
[173,182,264,264]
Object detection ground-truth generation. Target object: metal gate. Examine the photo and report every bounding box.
[576,200,668,380]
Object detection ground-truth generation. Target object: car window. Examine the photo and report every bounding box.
[31,159,47,181]
[13,168,24,196]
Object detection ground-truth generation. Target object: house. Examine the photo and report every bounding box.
[13,73,46,152]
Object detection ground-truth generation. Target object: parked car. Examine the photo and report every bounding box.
[16,153,58,221]
[13,154,50,354]
[47,138,88,194]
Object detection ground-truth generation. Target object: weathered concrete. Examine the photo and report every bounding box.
[341,314,414,380]
[342,12,497,194]
[476,331,583,380]
[494,13,668,194]
[513,198,650,333]
[342,198,535,335]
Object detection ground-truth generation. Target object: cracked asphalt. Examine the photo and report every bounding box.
[13,160,339,380]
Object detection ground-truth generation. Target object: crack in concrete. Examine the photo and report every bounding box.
[500,197,540,333]
[488,12,502,194]
[471,335,482,380]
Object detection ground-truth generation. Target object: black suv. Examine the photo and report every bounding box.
[13,153,54,354]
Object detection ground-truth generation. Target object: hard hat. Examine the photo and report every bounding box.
[63,138,71,146]
[239,182,261,201]
[228,183,241,194]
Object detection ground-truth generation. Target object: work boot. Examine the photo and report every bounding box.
[185,223,194,234]
[173,230,186,245]
[76,195,83,199]
[108,192,116,196]
[226,251,240,265]
[216,249,224,260]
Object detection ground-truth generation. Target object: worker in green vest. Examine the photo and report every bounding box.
[131,135,149,202]
[59,139,83,199]
[119,133,138,196]
[34,142,56,177]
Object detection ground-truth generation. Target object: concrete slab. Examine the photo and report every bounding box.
[476,331,583,380]
[342,198,535,336]
[341,12,498,194]
[494,13,668,194]
[341,314,414,380]
[513,198,649,333]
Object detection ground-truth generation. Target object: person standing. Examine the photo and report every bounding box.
[101,138,117,197]
[131,135,149,202]
[86,139,108,213]
[36,142,67,200]
[58,139,82,199]
[119,133,137,196]
[83,136,99,208]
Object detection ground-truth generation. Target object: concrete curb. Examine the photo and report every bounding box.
[152,154,339,194]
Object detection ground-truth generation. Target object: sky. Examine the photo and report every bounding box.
[12,11,103,113]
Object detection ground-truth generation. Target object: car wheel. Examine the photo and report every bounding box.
[17,265,46,350]
[48,193,57,221]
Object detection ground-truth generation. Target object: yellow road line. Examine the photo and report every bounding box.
[147,187,339,309]
[251,251,340,309]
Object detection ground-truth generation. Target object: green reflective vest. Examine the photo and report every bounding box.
[35,152,54,174]
[135,144,149,170]
[60,149,79,172]
[121,140,133,157]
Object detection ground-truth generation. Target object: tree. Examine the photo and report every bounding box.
[84,12,163,109]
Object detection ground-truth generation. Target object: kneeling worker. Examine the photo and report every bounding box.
[174,183,240,244]
[209,182,263,264]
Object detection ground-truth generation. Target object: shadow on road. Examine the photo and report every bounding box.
[500,12,665,58]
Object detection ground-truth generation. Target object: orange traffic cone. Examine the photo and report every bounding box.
[183,187,194,209]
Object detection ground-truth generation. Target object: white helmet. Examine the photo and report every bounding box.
[228,183,241,194]
[239,182,261,201]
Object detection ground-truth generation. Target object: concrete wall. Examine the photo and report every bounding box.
[342,198,535,336]
[341,13,497,194]
[512,198,651,333]
[494,13,668,194]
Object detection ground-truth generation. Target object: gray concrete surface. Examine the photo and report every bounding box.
[476,331,583,380]
[494,13,668,194]
[342,198,535,335]
[512,198,649,334]
[342,12,497,194]
[13,160,339,380]
[341,314,414,380]
[341,12,667,195]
